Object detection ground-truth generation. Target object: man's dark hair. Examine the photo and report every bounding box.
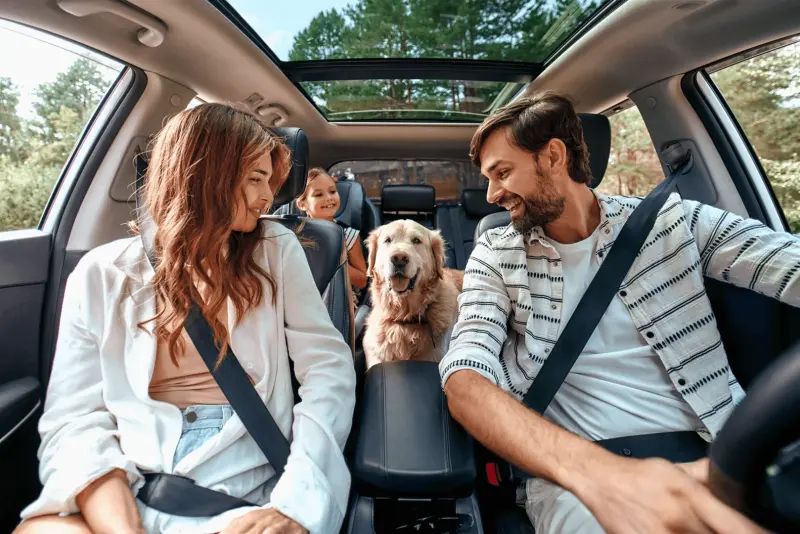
[470,92,593,185]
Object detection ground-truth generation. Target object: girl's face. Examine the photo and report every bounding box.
[300,174,340,220]
[231,152,275,233]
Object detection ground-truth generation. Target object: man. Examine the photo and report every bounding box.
[439,92,799,533]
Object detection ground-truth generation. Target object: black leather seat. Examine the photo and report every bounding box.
[437,189,503,269]
[334,179,381,241]
[262,128,354,350]
[381,184,436,228]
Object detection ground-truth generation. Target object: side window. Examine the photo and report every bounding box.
[596,103,663,198]
[328,160,484,204]
[0,20,124,232]
[710,42,800,232]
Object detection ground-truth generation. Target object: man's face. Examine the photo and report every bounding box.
[479,126,565,233]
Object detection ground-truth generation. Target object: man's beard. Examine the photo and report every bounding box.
[501,170,565,234]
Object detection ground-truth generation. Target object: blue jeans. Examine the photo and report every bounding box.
[173,405,233,469]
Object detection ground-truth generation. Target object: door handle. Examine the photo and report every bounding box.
[57,0,167,47]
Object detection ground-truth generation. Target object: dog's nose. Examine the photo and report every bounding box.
[391,252,409,268]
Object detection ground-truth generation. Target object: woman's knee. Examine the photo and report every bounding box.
[13,514,92,534]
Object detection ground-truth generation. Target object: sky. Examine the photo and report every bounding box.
[225,0,353,61]
[0,19,122,119]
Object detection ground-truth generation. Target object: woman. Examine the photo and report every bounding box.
[15,104,356,534]
[295,168,368,310]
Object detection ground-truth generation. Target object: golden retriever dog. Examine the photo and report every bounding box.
[363,220,464,369]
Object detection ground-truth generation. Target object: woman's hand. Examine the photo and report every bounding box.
[221,508,308,534]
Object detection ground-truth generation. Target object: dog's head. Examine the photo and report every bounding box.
[367,220,446,296]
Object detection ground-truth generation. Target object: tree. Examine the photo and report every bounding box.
[0,77,21,160]
[713,45,800,162]
[30,58,107,167]
[286,0,586,117]
[598,107,663,198]
[0,57,110,231]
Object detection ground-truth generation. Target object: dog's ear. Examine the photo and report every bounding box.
[366,227,380,278]
[430,230,446,279]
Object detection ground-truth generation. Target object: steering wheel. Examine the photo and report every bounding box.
[708,342,800,533]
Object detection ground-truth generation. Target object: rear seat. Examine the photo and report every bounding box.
[381,184,436,228]
[436,189,503,269]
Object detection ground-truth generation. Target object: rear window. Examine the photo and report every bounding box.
[328,160,483,204]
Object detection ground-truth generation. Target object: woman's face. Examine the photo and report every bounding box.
[231,151,275,233]
[300,174,340,220]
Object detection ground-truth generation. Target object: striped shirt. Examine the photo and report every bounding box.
[439,192,800,439]
[342,226,360,251]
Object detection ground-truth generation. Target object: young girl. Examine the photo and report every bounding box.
[16,104,356,534]
[296,169,368,308]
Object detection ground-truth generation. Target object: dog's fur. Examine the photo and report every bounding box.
[363,220,463,369]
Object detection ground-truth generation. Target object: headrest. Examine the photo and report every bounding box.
[334,180,366,229]
[578,113,611,188]
[462,188,503,219]
[381,184,435,213]
[272,127,308,206]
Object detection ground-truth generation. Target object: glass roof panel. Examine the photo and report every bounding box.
[220,0,610,63]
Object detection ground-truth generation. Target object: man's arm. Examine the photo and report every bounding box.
[445,370,766,534]
[684,198,800,305]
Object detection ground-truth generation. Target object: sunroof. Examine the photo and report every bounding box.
[212,0,614,121]
[300,79,519,122]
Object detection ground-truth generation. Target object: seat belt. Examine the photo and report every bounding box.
[507,148,708,479]
[133,151,292,516]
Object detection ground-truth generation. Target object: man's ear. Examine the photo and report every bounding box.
[430,230,445,279]
[366,228,380,278]
[546,138,568,176]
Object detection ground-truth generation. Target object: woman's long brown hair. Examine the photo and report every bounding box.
[141,103,291,367]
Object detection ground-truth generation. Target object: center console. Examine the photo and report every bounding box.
[346,361,483,533]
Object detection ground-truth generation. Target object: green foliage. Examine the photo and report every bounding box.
[288,0,598,117]
[597,106,663,198]
[0,58,108,231]
[0,160,61,230]
[762,157,800,233]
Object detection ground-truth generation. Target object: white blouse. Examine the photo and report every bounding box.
[21,221,357,534]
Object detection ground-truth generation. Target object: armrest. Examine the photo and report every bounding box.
[353,361,476,498]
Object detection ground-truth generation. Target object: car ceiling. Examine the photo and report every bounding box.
[1,0,798,167]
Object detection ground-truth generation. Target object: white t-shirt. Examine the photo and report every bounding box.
[543,228,701,440]
[523,228,703,534]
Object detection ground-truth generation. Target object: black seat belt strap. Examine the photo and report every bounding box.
[504,152,701,479]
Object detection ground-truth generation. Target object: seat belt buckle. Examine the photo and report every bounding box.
[485,462,502,486]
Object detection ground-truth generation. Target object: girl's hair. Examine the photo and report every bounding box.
[297,167,334,204]
[141,103,291,367]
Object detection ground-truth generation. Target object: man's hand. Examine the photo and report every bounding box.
[221,508,308,534]
[575,456,769,534]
